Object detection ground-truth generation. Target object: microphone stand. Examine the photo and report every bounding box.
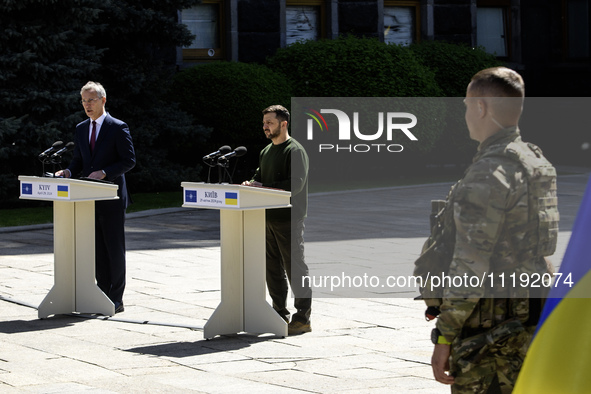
[203,158,215,183]
[202,146,233,183]
[203,155,233,183]
[215,148,246,184]
[39,156,61,177]
[203,157,226,183]
[217,159,230,184]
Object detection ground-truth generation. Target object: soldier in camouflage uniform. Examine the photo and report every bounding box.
[426,67,559,393]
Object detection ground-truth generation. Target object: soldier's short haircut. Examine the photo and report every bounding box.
[469,67,524,119]
[263,105,290,125]
[469,67,525,98]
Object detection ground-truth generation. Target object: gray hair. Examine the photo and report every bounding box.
[80,81,107,98]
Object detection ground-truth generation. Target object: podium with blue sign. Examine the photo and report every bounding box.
[18,176,119,318]
[181,182,291,339]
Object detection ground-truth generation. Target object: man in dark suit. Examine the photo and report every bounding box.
[56,81,136,313]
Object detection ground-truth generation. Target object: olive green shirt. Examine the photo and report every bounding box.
[252,137,309,222]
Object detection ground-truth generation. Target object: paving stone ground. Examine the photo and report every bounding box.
[1,168,588,393]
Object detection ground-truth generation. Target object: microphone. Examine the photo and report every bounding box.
[38,141,64,159]
[50,142,75,159]
[203,145,231,160]
[218,146,247,162]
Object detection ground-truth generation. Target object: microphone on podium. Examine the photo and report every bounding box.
[217,146,247,163]
[50,142,75,160]
[203,145,231,161]
[38,141,64,159]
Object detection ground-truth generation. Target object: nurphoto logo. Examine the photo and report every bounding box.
[304,108,418,153]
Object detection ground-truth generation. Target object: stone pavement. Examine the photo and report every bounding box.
[0,168,589,393]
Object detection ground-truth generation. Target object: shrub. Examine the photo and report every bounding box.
[266,36,445,156]
[171,62,293,180]
[267,35,442,97]
[409,41,502,164]
[409,40,502,97]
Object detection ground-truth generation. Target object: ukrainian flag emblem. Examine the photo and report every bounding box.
[225,192,238,206]
[57,185,69,198]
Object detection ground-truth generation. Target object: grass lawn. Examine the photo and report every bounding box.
[0,191,182,228]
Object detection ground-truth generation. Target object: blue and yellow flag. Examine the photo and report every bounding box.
[514,175,591,393]
[57,185,69,198]
[225,192,238,206]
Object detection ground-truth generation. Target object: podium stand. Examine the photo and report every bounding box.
[18,176,119,318]
[181,182,291,339]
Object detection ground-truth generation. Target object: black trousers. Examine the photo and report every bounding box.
[265,218,312,324]
[95,199,127,304]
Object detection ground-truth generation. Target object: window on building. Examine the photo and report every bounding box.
[566,0,590,58]
[286,0,325,46]
[384,1,420,46]
[477,0,510,58]
[181,0,224,61]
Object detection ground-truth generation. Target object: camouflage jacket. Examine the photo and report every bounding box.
[436,126,559,342]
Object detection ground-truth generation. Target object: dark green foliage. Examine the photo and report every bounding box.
[409,40,502,97]
[0,0,514,205]
[84,0,205,193]
[265,37,502,164]
[171,62,293,180]
[266,36,446,155]
[0,0,103,204]
[409,40,502,164]
[0,0,203,206]
[267,35,443,97]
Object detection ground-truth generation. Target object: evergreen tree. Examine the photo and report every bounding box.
[0,0,204,205]
[0,0,104,204]
[88,0,206,192]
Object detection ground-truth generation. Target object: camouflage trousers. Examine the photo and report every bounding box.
[449,320,534,394]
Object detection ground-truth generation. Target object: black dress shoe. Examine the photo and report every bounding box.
[114,302,125,314]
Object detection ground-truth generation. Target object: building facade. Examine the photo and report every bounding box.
[178,0,591,96]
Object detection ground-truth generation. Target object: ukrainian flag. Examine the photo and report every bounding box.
[57,185,69,198]
[225,192,238,206]
[514,175,591,393]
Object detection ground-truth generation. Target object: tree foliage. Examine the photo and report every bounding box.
[0,0,104,204]
[171,61,293,181]
[408,40,503,164]
[265,36,446,155]
[409,40,502,97]
[87,0,207,192]
[265,37,505,164]
[0,0,203,206]
[266,35,443,97]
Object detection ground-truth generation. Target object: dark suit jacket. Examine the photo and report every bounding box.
[68,113,136,208]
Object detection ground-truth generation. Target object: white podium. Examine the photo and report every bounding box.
[18,176,119,318]
[181,182,291,339]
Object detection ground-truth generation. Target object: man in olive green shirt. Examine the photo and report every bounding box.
[242,105,312,335]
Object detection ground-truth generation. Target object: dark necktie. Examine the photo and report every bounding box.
[90,121,97,152]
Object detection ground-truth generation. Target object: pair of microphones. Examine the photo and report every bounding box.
[202,145,247,165]
[38,141,75,162]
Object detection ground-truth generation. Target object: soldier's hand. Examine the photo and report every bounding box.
[431,344,455,385]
